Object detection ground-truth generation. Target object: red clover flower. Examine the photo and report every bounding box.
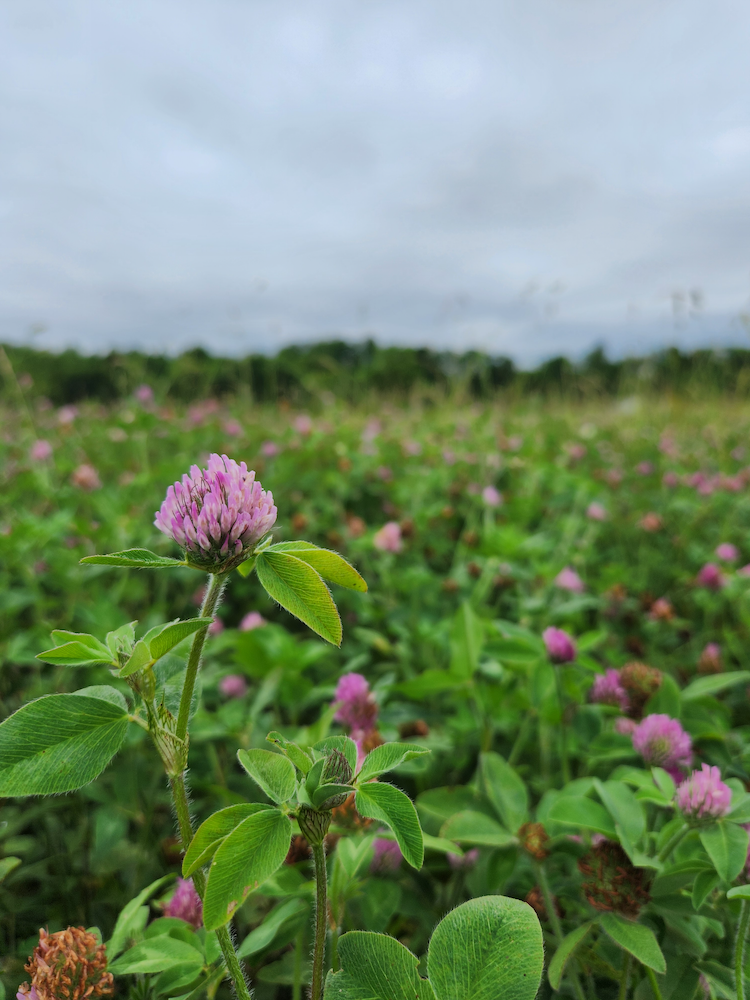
[590,669,629,712]
[631,714,692,779]
[164,877,203,927]
[155,454,277,570]
[675,764,732,822]
[543,627,577,664]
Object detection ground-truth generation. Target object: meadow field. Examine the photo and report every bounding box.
[3,380,750,999]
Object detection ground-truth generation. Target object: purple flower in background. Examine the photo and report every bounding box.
[239,611,267,631]
[590,669,629,711]
[698,642,722,674]
[636,461,654,476]
[220,674,247,698]
[662,471,679,487]
[715,543,739,562]
[29,439,52,462]
[614,717,637,736]
[448,848,480,871]
[208,618,224,636]
[135,384,154,404]
[164,877,203,927]
[370,838,402,873]
[738,564,750,578]
[155,454,277,567]
[261,441,280,457]
[57,404,78,425]
[632,714,692,778]
[554,567,584,593]
[482,485,502,507]
[696,563,724,590]
[586,502,607,521]
[332,673,378,733]
[293,414,313,435]
[675,764,732,822]
[373,521,402,553]
[71,463,101,491]
[543,627,577,664]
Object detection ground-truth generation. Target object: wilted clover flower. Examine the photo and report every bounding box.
[543,627,576,664]
[578,841,650,917]
[631,714,692,779]
[619,662,663,718]
[675,764,732,822]
[155,454,277,570]
[17,927,113,1000]
[590,669,629,712]
[164,877,203,927]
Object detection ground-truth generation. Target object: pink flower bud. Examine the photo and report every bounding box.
[586,502,606,521]
[696,563,724,590]
[715,543,739,562]
[482,485,502,507]
[543,627,576,663]
[373,521,402,553]
[30,439,52,462]
[554,567,584,593]
[220,674,248,698]
[239,611,267,631]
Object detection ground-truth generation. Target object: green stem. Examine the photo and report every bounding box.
[644,964,662,1000]
[170,774,252,1000]
[176,573,226,742]
[736,899,750,1000]
[618,953,631,1000]
[656,823,689,864]
[311,842,329,1000]
[554,667,571,784]
[508,712,534,767]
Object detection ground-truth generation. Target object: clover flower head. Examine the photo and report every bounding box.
[30,440,52,462]
[698,642,722,675]
[164,878,203,927]
[554,566,584,592]
[219,674,248,698]
[697,563,724,590]
[586,502,607,521]
[332,672,378,732]
[578,841,650,917]
[482,485,502,507]
[370,838,403,873]
[543,627,577,664]
[373,521,402,553]
[17,927,113,1000]
[590,669,629,711]
[675,764,732,821]
[716,543,739,562]
[239,611,267,631]
[154,454,276,568]
[631,714,692,777]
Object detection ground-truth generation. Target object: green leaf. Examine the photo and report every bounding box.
[36,641,115,667]
[696,961,736,1000]
[255,550,342,646]
[119,640,153,677]
[237,898,309,959]
[73,685,128,710]
[449,601,485,678]
[0,857,20,883]
[268,542,367,592]
[357,742,430,782]
[183,804,272,877]
[266,732,313,774]
[633,954,700,1000]
[237,749,297,804]
[108,935,204,975]
[107,875,176,959]
[692,869,720,909]
[594,779,646,847]
[81,548,185,569]
[547,796,617,838]
[0,693,129,796]
[427,896,544,1000]
[598,913,666,973]
[50,631,112,656]
[439,811,516,848]
[548,922,593,990]
[727,883,750,900]
[681,671,750,701]
[147,618,214,660]
[313,736,359,776]
[323,931,434,1000]
[335,835,376,879]
[700,822,750,882]
[203,809,292,930]
[479,752,528,832]
[354,783,424,869]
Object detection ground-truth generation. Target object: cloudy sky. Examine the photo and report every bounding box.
[2,0,750,365]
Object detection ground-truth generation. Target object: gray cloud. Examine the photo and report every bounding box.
[2,0,750,366]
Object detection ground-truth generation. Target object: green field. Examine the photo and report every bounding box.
[4,383,750,999]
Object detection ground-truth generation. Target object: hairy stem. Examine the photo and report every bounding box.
[736,899,750,1000]
[311,842,329,1000]
[656,823,689,864]
[176,573,226,742]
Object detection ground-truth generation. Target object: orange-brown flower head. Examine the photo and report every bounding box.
[18,927,113,1000]
[518,822,550,861]
[619,661,663,718]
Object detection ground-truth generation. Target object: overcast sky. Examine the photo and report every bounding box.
[2,0,750,365]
